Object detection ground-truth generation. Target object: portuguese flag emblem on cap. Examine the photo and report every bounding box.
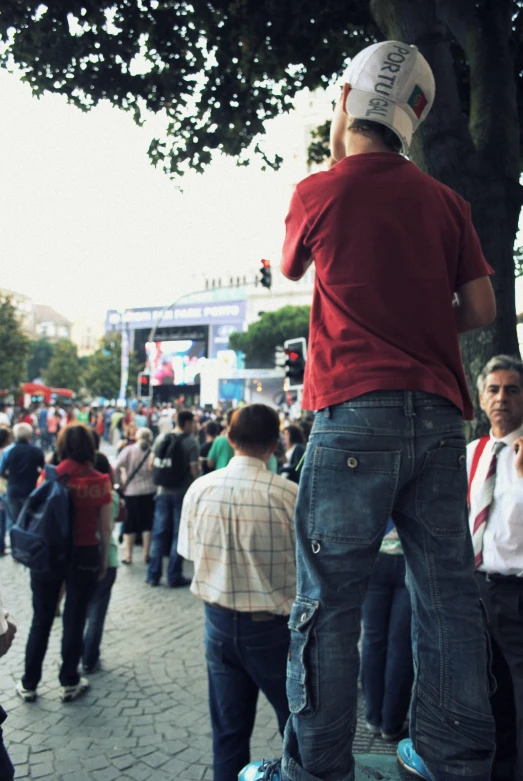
[407,85,428,118]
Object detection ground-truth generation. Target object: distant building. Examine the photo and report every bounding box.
[33,304,72,341]
[0,286,35,336]
[70,316,106,357]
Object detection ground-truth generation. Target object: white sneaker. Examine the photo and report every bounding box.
[60,676,89,702]
[16,680,37,702]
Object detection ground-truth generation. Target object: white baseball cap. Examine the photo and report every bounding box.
[340,41,435,153]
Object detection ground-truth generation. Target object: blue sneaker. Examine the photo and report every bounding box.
[397,740,433,780]
[238,758,281,780]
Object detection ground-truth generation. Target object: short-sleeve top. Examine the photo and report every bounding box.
[56,459,112,546]
[282,153,493,418]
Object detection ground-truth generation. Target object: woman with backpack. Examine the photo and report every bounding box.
[16,424,112,703]
[113,428,155,565]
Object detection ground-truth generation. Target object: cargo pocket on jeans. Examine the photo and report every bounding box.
[286,597,320,716]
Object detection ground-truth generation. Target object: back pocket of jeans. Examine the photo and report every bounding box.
[286,597,320,716]
[309,446,400,544]
[416,440,467,537]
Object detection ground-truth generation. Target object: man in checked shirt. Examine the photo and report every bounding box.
[177,404,298,781]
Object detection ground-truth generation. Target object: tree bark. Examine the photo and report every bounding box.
[370,0,522,438]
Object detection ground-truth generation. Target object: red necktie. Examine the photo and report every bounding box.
[472,440,506,568]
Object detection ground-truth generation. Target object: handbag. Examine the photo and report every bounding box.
[115,449,150,525]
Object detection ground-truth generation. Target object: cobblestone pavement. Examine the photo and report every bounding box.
[0,466,398,780]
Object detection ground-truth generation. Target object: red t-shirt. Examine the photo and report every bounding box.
[282,153,492,419]
[56,460,112,547]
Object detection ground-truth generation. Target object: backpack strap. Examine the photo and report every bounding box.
[467,436,490,507]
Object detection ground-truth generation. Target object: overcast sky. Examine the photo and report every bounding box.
[3,67,522,327]
[0,69,315,322]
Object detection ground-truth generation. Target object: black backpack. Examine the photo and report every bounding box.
[152,433,188,488]
[10,465,74,580]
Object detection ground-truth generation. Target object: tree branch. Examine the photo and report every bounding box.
[440,0,520,186]
[370,0,477,181]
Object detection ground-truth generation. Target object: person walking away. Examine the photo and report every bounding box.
[199,420,219,475]
[37,403,50,452]
[178,404,298,781]
[16,424,112,703]
[280,424,306,483]
[361,520,413,742]
[47,409,61,451]
[206,409,234,471]
[242,39,496,781]
[113,428,155,565]
[468,355,523,781]
[157,404,173,437]
[0,582,17,781]
[0,423,44,532]
[82,452,120,674]
[110,408,124,447]
[147,409,199,587]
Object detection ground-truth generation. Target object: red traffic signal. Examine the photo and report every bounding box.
[137,372,151,398]
[259,259,272,289]
[283,338,307,389]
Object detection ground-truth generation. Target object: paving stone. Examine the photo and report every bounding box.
[82,755,111,771]
[110,755,135,771]
[0,519,397,781]
[92,767,122,781]
[141,750,170,769]
[124,762,155,781]
[30,762,55,778]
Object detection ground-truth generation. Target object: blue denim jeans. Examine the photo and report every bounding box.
[361,552,413,735]
[282,392,495,781]
[83,567,117,671]
[204,603,290,781]
[147,491,185,586]
[5,496,24,532]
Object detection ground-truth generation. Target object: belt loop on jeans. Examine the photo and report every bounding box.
[324,407,331,418]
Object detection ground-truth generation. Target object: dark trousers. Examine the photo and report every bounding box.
[23,547,100,689]
[0,707,14,781]
[476,572,523,781]
[204,603,290,781]
[83,567,117,671]
[147,492,185,585]
[361,552,413,734]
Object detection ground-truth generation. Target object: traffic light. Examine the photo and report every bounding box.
[260,259,272,289]
[284,337,307,389]
[137,371,151,399]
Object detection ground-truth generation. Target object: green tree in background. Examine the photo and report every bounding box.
[0,295,30,393]
[84,334,140,401]
[26,338,55,382]
[229,306,310,367]
[43,340,83,394]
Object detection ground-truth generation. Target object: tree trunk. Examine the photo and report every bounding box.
[370,0,522,438]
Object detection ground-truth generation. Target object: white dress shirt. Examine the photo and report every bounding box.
[467,423,523,576]
[178,455,298,615]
